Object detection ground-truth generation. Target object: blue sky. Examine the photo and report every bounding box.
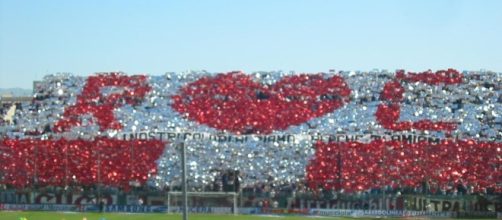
[1,0,501,89]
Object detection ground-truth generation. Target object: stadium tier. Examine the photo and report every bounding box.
[0,69,500,195]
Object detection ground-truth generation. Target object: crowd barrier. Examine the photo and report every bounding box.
[1,203,501,218]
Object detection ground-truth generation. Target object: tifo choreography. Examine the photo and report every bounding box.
[0,69,500,192]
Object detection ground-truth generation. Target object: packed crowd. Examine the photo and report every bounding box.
[0,70,500,195]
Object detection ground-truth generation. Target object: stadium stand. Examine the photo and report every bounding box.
[0,70,500,215]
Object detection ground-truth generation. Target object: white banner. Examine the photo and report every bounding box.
[309,209,454,218]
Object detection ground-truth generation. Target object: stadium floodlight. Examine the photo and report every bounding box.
[179,142,188,220]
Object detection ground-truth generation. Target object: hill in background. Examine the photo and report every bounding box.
[0,88,33,97]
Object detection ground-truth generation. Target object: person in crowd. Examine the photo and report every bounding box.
[234,170,241,193]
